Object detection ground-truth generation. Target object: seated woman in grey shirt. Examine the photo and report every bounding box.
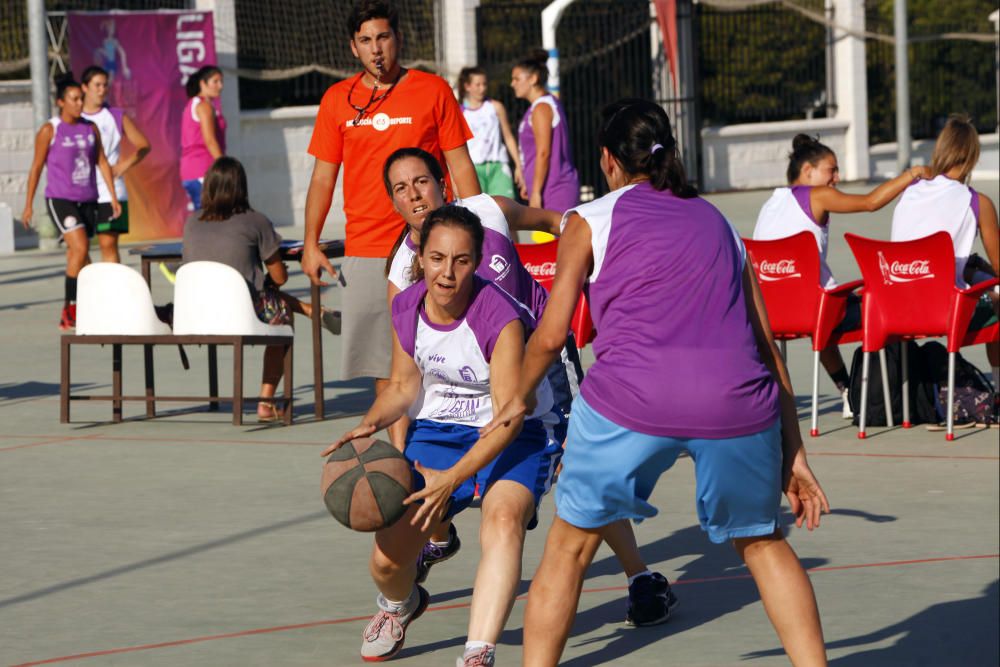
[182,156,338,422]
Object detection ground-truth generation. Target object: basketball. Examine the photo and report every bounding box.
[321,437,412,532]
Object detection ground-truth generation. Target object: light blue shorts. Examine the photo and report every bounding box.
[556,396,782,544]
[406,418,562,529]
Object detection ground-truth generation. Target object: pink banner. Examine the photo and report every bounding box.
[69,10,216,240]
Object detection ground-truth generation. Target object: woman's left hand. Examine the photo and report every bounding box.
[110,199,122,219]
[404,461,459,532]
[782,448,830,531]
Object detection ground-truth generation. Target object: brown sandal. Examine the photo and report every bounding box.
[257,401,283,423]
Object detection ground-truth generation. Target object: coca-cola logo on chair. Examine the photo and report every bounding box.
[756,259,801,282]
[877,251,935,285]
[523,261,556,278]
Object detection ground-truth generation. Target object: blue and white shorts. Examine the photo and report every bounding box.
[406,417,562,529]
[556,396,783,544]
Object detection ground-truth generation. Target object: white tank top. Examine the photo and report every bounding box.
[890,175,980,286]
[463,100,507,165]
[753,186,835,288]
[80,106,127,202]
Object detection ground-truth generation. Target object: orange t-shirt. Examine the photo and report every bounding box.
[308,70,473,258]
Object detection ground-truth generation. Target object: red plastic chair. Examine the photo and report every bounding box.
[845,232,999,440]
[514,240,595,348]
[744,232,863,436]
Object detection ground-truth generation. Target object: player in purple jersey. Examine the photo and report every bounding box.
[485,100,830,666]
[323,206,561,665]
[383,146,681,628]
[21,74,120,330]
[510,50,579,212]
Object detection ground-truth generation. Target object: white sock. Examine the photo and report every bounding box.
[430,538,451,548]
[380,587,415,613]
[465,641,494,654]
[627,569,653,586]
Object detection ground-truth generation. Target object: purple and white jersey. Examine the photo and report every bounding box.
[81,105,127,203]
[563,181,779,439]
[753,186,835,288]
[44,117,99,202]
[392,276,554,427]
[387,194,549,319]
[891,175,981,286]
[518,94,579,212]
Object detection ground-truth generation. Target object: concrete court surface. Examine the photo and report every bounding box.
[1,180,998,667]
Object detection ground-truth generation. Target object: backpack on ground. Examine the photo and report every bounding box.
[919,341,997,426]
[847,341,938,427]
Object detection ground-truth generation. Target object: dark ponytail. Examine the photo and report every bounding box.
[411,205,485,283]
[514,48,549,89]
[185,65,222,98]
[54,72,81,101]
[598,98,696,198]
[786,133,834,184]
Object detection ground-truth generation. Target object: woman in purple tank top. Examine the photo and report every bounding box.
[485,100,831,666]
[510,50,579,213]
[21,74,120,330]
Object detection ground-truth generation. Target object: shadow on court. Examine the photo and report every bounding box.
[746,580,999,666]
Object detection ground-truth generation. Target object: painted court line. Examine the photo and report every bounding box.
[10,553,998,667]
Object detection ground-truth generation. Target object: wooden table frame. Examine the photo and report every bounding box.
[60,334,293,425]
[133,240,344,419]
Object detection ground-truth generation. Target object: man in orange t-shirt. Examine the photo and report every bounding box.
[301,0,479,383]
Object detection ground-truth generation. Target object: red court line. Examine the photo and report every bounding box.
[10,552,998,667]
[0,435,93,452]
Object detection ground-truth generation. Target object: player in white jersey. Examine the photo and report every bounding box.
[890,114,999,398]
[383,147,682,628]
[458,67,522,199]
[80,65,150,263]
[325,206,560,666]
[754,133,930,417]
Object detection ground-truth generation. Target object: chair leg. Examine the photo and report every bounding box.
[946,352,956,441]
[283,343,293,426]
[810,349,820,437]
[232,341,243,426]
[878,348,894,428]
[858,351,870,439]
[144,344,156,418]
[901,343,910,428]
[208,344,219,412]
[112,343,123,423]
[779,340,787,361]
[312,282,324,420]
[60,339,71,423]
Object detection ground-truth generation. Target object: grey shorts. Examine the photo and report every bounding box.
[340,256,392,380]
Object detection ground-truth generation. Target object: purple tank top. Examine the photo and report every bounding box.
[180,96,227,180]
[576,182,779,438]
[44,118,99,202]
[518,95,579,212]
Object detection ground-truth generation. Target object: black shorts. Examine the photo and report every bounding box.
[46,198,99,238]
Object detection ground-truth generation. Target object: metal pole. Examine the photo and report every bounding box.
[894,0,911,173]
[824,0,837,116]
[541,0,576,97]
[990,10,999,133]
[27,0,49,128]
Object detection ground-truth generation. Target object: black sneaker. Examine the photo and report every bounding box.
[625,572,679,627]
[415,523,461,584]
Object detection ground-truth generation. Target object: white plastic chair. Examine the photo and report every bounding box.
[173,262,293,337]
[172,261,294,424]
[76,263,171,335]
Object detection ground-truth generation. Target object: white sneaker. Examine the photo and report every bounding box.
[360,586,428,662]
[841,388,854,420]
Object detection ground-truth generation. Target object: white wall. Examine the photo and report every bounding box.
[238,105,345,236]
[869,133,1000,180]
[0,80,44,249]
[701,118,849,191]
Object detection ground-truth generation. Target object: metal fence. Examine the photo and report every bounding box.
[695,0,832,126]
[477,0,684,198]
[865,1,997,145]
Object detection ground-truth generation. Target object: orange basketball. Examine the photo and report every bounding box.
[321,438,412,532]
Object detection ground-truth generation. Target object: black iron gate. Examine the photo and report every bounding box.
[476,0,700,198]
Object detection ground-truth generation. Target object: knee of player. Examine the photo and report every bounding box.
[731,528,785,560]
[480,506,529,544]
[369,548,406,579]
